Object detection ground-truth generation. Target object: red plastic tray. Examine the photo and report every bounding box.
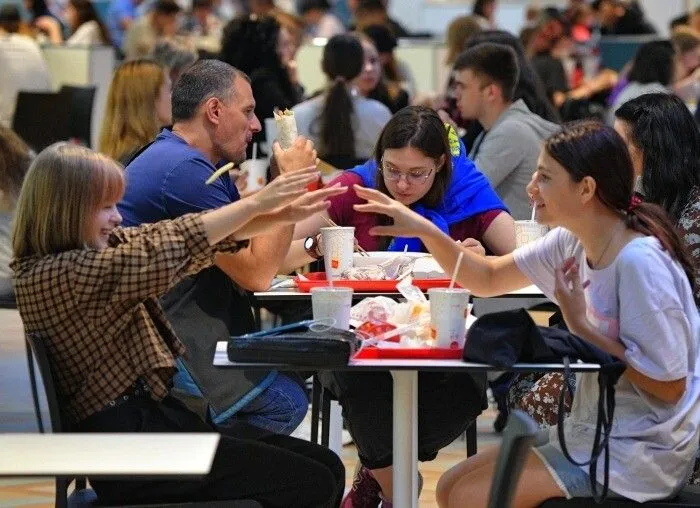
[353,346,463,360]
[294,272,459,293]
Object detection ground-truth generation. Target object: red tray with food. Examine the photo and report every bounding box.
[294,272,459,293]
[352,346,463,360]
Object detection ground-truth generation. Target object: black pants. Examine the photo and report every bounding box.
[320,371,486,469]
[75,395,345,508]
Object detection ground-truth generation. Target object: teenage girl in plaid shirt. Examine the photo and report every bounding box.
[11,142,347,507]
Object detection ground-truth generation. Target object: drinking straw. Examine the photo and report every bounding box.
[449,251,464,289]
[252,142,258,160]
[531,203,537,222]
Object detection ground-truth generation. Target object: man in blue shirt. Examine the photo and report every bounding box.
[120,59,318,435]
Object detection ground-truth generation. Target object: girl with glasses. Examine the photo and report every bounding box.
[283,105,515,273]
[281,105,516,507]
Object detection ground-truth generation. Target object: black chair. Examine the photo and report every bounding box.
[24,333,262,508]
[0,277,15,309]
[60,85,96,148]
[12,90,72,152]
[486,410,538,508]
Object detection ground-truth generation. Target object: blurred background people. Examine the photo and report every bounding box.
[472,0,497,29]
[0,126,32,278]
[123,0,182,60]
[150,36,198,84]
[0,5,51,127]
[362,24,415,104]
[298,0,345,39]
[99,59,172,164]
[591,0,656,35]
[219,14,304,155]
[608,40,676,122]
[293,33,390,167]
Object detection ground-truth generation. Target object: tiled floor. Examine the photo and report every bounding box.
[0,307,504,507]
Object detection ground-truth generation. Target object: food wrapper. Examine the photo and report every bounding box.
[351,296,397,324]
[341,255,415,281]
[273,108,298,149]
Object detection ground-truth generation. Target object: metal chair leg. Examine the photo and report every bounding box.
[25,342,44,433]
[466,420,478,457]
[321,388,331,448]
[310,375,321,444]
[55,476,70,508]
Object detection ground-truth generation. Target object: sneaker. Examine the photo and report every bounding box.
[341,464,382,508]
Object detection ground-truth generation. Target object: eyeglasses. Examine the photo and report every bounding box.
[379,158,435,185]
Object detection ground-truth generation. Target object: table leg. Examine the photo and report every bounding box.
[391,370,418,508]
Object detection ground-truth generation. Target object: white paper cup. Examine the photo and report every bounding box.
[514,220,549,248]
[428,288,471,348]
[320,226,355,279]
[240,159,268,192]
[311,287,353,330]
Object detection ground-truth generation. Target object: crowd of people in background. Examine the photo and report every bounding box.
[2,0,700,507]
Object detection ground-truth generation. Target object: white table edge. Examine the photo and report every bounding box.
[0,433,220,478]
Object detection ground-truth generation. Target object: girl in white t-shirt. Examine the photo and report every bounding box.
[352,120,700,506]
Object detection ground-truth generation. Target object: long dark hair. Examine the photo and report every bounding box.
[463,30,560,123]
[70,0,112,45]
[545,121,696,291]
[627,40,676,86]
[472,0,495,18]
[374,106,453,209]
[219,15,295,99]
[317,34,364,159]
[615,93,700,223]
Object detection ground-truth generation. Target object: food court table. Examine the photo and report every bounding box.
[0,433,220,479]
[253,284,545,301]
[214,342,598,508]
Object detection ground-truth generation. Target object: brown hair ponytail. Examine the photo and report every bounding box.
[626,202,696,295]
[545,121,697,294]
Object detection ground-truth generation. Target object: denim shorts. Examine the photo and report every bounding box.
[533,432,623,499]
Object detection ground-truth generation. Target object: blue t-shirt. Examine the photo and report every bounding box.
[119,128,272,418]
[120,129,240,227]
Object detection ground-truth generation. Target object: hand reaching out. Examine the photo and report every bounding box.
[352,185,435,238]
[251,166,319,212]
[272,184,347,224]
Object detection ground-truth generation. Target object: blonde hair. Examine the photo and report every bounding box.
[445,15,483,65]
[12,143,124,258]
[99,59,166,161]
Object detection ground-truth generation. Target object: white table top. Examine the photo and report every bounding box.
[214,341,599,373]
[253,285,545,300]
[0,433,220,478]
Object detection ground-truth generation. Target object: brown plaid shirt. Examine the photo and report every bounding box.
[12,213,248,424]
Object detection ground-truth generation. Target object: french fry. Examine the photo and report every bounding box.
[205,162,235,185]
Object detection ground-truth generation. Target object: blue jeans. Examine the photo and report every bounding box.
[173,359,309,436]
[216,372,309,435]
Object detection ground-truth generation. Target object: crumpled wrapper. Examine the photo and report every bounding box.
[351,296,397,323]
[273,108,298,149]
[341,255,415,280]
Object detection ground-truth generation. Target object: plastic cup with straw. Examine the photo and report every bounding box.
[514,203,548,248]
[428,250,470,348]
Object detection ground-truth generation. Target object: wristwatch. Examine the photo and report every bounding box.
[304,235,322,259]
